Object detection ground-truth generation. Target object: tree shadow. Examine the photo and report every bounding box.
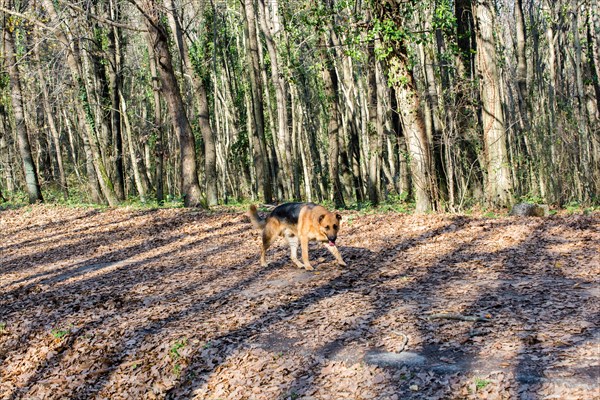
[159,216,473,398]
[2,211,597,399]
[2,215,257,399]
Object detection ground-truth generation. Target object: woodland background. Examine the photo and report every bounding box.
[0,0,599,211]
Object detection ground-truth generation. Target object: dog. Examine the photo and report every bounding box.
[247,202,347,270]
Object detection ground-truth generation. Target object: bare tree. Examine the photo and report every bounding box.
[3,6,43,203]
[473,0,513,207]
[132,0,204,207]
[243,0,273,203]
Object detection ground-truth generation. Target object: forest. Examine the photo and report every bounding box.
[0,0,599,211]
[2,2,599,398]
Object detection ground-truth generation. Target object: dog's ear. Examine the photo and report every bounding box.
[336,213,342,221]
[318,214,325,223]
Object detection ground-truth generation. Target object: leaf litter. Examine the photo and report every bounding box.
[0,206,598,399]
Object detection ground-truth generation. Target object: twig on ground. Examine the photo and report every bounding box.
[392,331,409,353]
[426,313,489,322]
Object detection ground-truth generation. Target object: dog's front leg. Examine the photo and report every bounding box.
[300,235,314,270]
[286,235,305,269]
[324,243,347,267]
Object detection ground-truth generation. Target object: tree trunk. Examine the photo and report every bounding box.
[139,0,204,208]
[144,33,165,205]
[3,15,43,203]
[372,2,438,212]
[586,3,600,113]
[394,72,438,213]
[107,0,126,201]
[0,106,16,194]
[259,0,293,200]
[515,0,529,130]
[322,47,346,208]
[473,0,513,207]
[456,0,476,79]
[243,0,273,203]
[164,0,218,206]
[367,48,382,206]
[34,31,68,201]
[41,0,119,206]
[119,91,149,201]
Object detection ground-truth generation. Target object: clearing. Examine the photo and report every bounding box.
[0,205,598,399]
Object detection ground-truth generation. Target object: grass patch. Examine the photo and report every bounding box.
[169,338,188,377]
[169,338,188,359]
[474,377,492,390]
[51,327,70,340]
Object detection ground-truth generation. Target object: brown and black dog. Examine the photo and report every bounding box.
[247,202,347,270]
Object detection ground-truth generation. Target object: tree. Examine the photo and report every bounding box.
[0,0,597,209]
[164,0,218,206]
[243,0,273,203]
[3,7,43,203]
[321,41,346,208]
[132,0,204,207]
[472,0,513,207]
[371,2,439,212]
[41,0,119,206]
[33,30,68,201]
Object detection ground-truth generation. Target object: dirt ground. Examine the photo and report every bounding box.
[0,205,598,399]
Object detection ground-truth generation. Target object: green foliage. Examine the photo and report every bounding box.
[346,192,413,214]
[0,322,6,334]
[78,79,96,131]
[230,129,250,168]
[169,338,188,360]
[563,202,598,215]
[0,71,9,91]
[51,327,70,340]
[0,190,29,209]
[370,18,407,61]
[474,378,492,390]
[483,211,500,218]
[93,27,110,67]
[169,338,188,377]
[433,0,456,34]
[371,18,406,44]
[517,194,546,205]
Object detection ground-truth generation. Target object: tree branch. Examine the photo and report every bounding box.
[0,5,51,30]
[57,0,147,32]
[426,313,490,322]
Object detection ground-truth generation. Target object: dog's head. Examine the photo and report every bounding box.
[318,212,342,246]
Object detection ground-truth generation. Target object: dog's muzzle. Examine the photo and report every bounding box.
[328,236,337,246]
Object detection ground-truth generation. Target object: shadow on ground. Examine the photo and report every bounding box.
[0,206,598,399]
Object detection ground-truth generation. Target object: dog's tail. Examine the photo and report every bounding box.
[246,205,266,229]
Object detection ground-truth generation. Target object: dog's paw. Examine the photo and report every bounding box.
[304,264,314,271]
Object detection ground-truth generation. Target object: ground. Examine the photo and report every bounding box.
[0,205,598,400]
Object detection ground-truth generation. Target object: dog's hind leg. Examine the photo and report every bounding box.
[260,219,281,267]
[261,231,274,267]
[285,233,304,269]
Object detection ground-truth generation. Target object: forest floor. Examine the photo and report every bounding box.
[0,205,598,400]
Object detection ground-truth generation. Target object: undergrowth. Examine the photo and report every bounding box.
[1,186,598,215]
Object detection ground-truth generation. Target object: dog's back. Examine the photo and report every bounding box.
[247,202,316,228]
[269,202,316,225]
